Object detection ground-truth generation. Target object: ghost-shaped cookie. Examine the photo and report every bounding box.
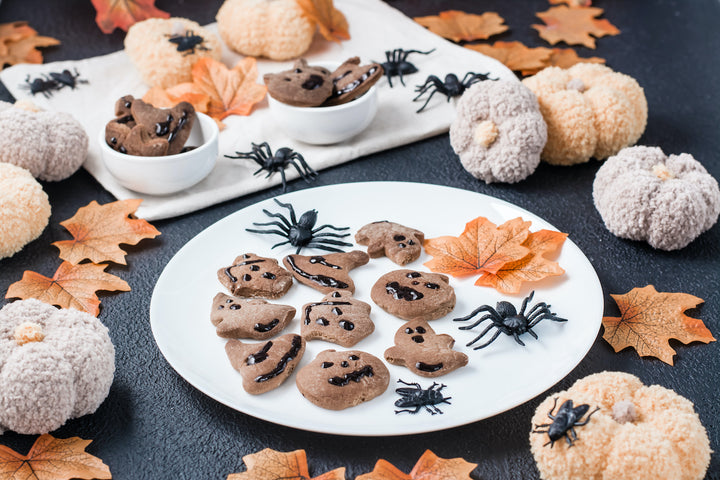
[301,290,374,347]
[264,59,334,107]
[211,293,295,339]
[385,320,468,377]
[355,221,425,265]
[283,250,369,294]
[218,253,293,298]
[371,269,456,321]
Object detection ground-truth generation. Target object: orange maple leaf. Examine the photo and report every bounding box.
[549,0,592,6]
[466,41,551,73]
[475,229,567,293]
[602,285,715,365]
[296,0,350,42]
[0,22,59,69]
[356,450,476,480]
[533,6,620,49]
[424,217,531,278]
[90,0,170,34]
[52,199,160,266]
[0,434,111,480]
[227,448,345,480]
[5,262,131,316]
[520,48,605,76]
[414,10,508,43]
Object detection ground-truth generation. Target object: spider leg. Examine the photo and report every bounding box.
[279,168,288,193]
[430,405,443,414]
[460,71,479,84]
[565,432,574,447]
[525,301,550,319]
[272,199,298,224]
[574,407,600,426]
[442,397,452,405]
[255,142,273,158]
[454,305,499,323]
[518,291,535,316]
[413,75,442,95]
[245,228,289,237]
[303,243,348,253]
[272,240,291,249]
[458,313,495,331]
[311,232,352,240]
[307,237,353,246]
[415,88,440,113]
[397,379,421,389]
[289,153,318,178]
[512,333,526,346]
[288,159,313,184]
[395,406,422,415]
[249,220,290,233]
[526,327,539,340]
[533,424,551,429]
[547,397,559,419]
[311,224,351,233]
[472,329,503,349]
[528,313,568,329]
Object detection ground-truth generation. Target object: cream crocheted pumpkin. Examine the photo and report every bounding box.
[523,64,647,166]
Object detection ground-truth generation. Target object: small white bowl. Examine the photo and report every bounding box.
[267,62,379,145]
[99,112,219,196]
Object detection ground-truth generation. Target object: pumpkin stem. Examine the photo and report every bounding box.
[611,400,637,424]
[13,100,42,113]
[14,322,45,345]
[566,78,587,93]
[473,120,498,148]
[652,163,674,181]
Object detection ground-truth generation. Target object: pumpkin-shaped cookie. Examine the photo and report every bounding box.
[450,80,547,183]
[523,64,647,165]
[593,146,720,250]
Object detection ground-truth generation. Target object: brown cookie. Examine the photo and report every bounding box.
[355,221,425,266]
[225,333,305,394]
[371,269,456,321]
[124,125,170,156]
[218,253,293,298]
[295,349,389,410]
[324,57,383,106]
[301,290,374,347]
[283,251,369,294]
[210,293,295,339]
[130,98,196,155]
[385,320,468,377]
[114,95,136,124]
[264,59,334,107]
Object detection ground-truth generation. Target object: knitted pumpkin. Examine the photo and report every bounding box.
[450,79,547,183]
[593,146,720,250]
[216,0,315,61]
[530,371,710,480]
[522,64,647,166]
[0,299,115,435]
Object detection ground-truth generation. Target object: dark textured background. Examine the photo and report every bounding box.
[1,1,719,478]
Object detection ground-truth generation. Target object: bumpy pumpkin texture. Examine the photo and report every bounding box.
[530,371,710,480]
[0,299,115,435]
[523,63,647,165]
[593,146,720,250]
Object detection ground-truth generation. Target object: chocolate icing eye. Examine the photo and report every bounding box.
[394,235,406,241]
[415,326,426,334]
[321,361,334,368]
[411,335,424,343]
[349,354,359,360]
[229,304,241,310]
[425,283,439,289]
[341,361,349,368]
[405,327,414,334]
[406,272,421,278]
[331,291,341,297]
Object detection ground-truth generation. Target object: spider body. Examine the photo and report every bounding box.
[394,380,451,415]
[533,397,600,447]
[413,71,494,113]
[49,68,88,90]
[454,291,567,349]
[226,142,317,193]
[379,48,435,88]
[167,30,209,55]
[21,75,57,98]
[246,199,352,254]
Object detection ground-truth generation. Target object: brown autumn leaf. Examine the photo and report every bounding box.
[6,261,130,316]
[0,434,111,480]
[52,199,160,266]
[424,217,531,278]
[0,21,60,69]
[520,47,605,76]
[475,229,567,293]
[90,0,170,34]
[414,10,508,42]
[602,285,715,365]
[227,448,345,480]
[549,0,592,6]
[296,0,350,42]
[466,41,551,73]
[356,449,476,480]
[533,6,620,49]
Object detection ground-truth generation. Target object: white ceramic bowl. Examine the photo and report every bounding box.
[267,62,379,145]
[99,112,219,195]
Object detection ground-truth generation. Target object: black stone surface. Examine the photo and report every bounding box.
[0,1,718,479]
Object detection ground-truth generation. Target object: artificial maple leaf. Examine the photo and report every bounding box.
[52,199,160,266]
[424,217,531,278]
[5,261,130,316]
[414,10,508,43]
[533,6,620,49]
[466,41,551,73]
[356,450,476,480]
[0,22,59,69]
[227,448,345,480]
[520,48,605,76]
[296,0,350,42]
[90,0,170,34]
[0,435,111,480]
[475,229,567,293]
[549,0,592,7]
[602,285,715,365]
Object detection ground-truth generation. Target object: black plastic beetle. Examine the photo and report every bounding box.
[533,397,600,447]
[167,30,209,55]
[413,71,494,112]
[20,74,58,98]
[225,142,317,193]
[379,48,435,87]
[49,68,88,90]
[394,379,451,415]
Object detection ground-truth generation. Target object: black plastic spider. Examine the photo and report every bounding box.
[378,48,435,87]
[20,74,57,98]
[394,379,451,415]
[49,68,88,90]
[246,199,352,254]
[166,30,209,55]
[532,397,600,448]
[413,71,494,113]
[225,142,317,193]
[454,291,567,349]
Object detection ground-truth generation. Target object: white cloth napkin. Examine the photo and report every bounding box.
[0,0,514,220]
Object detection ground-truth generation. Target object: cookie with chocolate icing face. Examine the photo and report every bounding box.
[264,59,334,107]
[210,293,295,339]
[371,269,456,321]
[295,349,390,410]
[355,221,425,266]
[283,250,369,294]
[130,98,195,155]
[226,333,305,394]
[301,290,374,347]
[385,319,468,377]
[218,253,293,298]
[324,57,383,106]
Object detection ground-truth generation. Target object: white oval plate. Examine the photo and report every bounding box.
[150,181,603,436]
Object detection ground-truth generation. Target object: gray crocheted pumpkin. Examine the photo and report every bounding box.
[450,80,547,183]
[0,299,115,434]
[593,146,720,250]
